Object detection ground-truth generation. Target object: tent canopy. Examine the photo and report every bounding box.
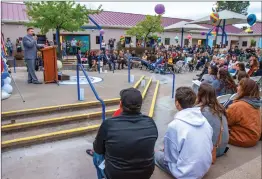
[165,21,208,32]
[186,10,252,25]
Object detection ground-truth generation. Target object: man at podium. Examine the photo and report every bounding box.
[22,27,44,84]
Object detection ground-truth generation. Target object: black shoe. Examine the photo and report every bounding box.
[33,81,43,84]
[28,81,32,84]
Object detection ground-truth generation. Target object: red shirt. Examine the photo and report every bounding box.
[112,108,122,117]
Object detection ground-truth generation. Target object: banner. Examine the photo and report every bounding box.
[208,38,213,48]
[64,35,90,53]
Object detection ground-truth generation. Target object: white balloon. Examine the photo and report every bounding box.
[57,60,63,69]
[3,58,7,63]
[2,90,11,100]
[2,84,13,94]
[3,77,11,84]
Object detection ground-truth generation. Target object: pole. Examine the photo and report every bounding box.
[128,57,131,83]
[9,73,25,102]
[221,19,226,46]
[13,57,16,73]
[172,72,175,98]
[181,28,184,47]
[98,55,100,74]
[76,63,81,101]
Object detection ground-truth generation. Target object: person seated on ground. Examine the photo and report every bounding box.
[155,87,213,179]
[196,83,229,157]
[213,68,237,96]
[201,65,219,87]
[254,60,262,76]
[233,62,245,79]
[226,78,261,147]
[91,88,158,179]
[247,55,259,77]
[117,50,125,70]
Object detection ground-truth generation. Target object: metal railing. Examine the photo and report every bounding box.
[76,62,106,121]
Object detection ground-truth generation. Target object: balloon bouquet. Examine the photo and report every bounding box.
[246,14,256,33]
[1,51,13,100]
[210,12,220,38]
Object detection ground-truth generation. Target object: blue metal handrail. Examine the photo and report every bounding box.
[166,67,176,98]
[13,57,16,73]
[76,62,106,121]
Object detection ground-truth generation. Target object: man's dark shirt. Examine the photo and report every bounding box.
[93,112,158,179]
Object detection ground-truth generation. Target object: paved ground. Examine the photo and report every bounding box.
[2,68,261,179]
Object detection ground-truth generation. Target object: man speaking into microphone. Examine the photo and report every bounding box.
[22,27,44,84]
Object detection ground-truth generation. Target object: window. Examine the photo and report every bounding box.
[242,41,247,47]
[251,39,256,47]
[226,41,228,46]
[125,37,131,44]
[184,39,189,46]
[96,36,103,44]
[165,38,170,45]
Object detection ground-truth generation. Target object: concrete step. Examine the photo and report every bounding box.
[1,76,160,150]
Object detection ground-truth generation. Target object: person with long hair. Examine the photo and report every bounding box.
[196,83,229,157]
[254,60,262,76]
[226,78,261,147]
[247,55,259,77]
[233,62,245,79]
[201,65,219,85]
[214,68,237,96]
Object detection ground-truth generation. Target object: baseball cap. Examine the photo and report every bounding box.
[120,88,142,111]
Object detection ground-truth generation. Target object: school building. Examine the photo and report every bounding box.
[1,2,262,51]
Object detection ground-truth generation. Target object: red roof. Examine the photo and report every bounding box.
[239,22,262,35]
[1,2,242,34]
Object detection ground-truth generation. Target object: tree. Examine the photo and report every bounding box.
[25,1,102,58]
[214,1,250,15]
[126,15,164,47]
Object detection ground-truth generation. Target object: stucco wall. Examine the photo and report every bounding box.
[2,23,260,51]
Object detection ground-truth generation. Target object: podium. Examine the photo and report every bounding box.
[41,46,58,84]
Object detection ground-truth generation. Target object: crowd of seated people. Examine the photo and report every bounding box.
[81,44,261,179]
[86,76,260,179]
[78,43,261,77]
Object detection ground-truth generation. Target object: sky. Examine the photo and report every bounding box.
[80,1,262,27]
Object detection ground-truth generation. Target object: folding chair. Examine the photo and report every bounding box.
[217,94,233,105]
[223,93,238,108]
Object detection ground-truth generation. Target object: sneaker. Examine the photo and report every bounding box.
[33,81,43,84]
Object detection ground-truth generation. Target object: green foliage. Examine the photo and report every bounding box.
[251,39,256,47]
[25,1,102,34]
[126,15,164,44]
[215,1,250,15]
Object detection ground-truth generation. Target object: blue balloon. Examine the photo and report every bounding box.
[1,79,4,87]
[1,72,9,79]
[247,14,256,26]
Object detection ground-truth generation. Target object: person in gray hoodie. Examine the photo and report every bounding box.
[155,87,213,179]
[196,83,229,157]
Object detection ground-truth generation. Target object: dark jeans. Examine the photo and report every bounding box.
[72,46,77,55]
[117,58,126,69]
[196,62,204,70]
[93,152,106,179]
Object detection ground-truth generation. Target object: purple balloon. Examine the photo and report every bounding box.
[201,32,205,36]
[100,29,105,35]
[155,4,165,15]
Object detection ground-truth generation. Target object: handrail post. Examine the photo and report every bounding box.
[76,63,81,101]
[13,57,16,73]
[79,64,106,121]
[172,73,175,98]
[98,55,101,74]
[128,57,131,83]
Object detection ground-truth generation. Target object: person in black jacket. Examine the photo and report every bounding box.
[92,88,158,179]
